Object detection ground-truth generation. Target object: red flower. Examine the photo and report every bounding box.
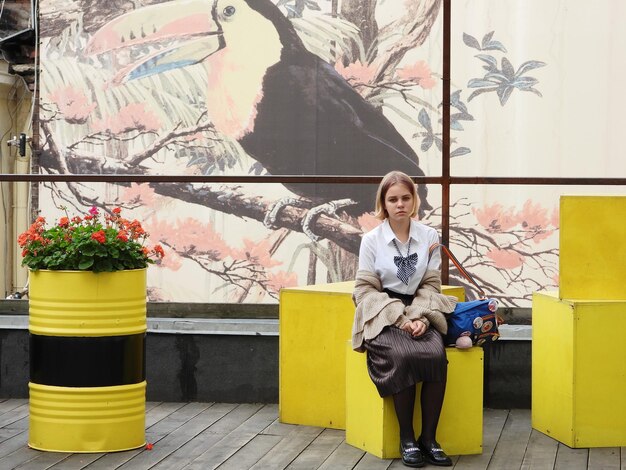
[153,244,165,258]
[91,230,106,243]
[58,217,70,227]
[112,207,122,215]
[117,230,129,242]
[21,249,29,257]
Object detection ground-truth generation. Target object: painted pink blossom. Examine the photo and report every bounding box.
[267,271,298,294]
[517,200,549,230]
[159,249,183,271]
[334,59,377,86]
[231,238,281,269]
[552,274,559,286]
[176,218,230,260]
[486,248,524,269]
[397,60,436,89]
[357,213,382,233]
[120,183,157,205]
[550,207,559,228]
[473,203,517,232]
[91,103,161,134]
[48,86,96,124]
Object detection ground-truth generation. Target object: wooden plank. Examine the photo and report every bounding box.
[247,425,324,470]
[84,402,212,469]
[214,434,283,470]
[0,399,27,416]
[0,429,29,463]
[12,450,72,469]
[6,416,29,431]
[483,409,532,470]
[521,429,558,469]
[285,428,344,469]
[0,403,29,428]
[621,447,625,470]
[588,447,620,470]
[0,443,42,469]
[145,402,188,428]
[317,440,366,470]
[156,403,270,470]
[453,408,509,470]
[49,453,105,470]
[352,452,393,470]
[117,403,239,470]
[0,427,23,445]
[554,443,588,470]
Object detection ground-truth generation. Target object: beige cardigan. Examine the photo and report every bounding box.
[351,269,458,352]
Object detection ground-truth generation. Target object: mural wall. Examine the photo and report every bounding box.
[36,0,626,306]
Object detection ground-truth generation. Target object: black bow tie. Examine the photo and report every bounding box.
[394,252,418,285]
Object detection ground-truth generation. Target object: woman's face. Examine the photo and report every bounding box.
[384,183,413,223]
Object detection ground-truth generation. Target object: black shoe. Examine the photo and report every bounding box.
[399,440,425,468]
[417,437,452,467]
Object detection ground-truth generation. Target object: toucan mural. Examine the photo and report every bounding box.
[37,0,565,306]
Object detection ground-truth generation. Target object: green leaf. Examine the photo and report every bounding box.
[78,257,94,269]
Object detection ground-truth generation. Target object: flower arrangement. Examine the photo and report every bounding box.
[18,206,164,272]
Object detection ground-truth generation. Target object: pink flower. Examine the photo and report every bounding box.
[517,200,549,230]
[550,207,559,228]
[121,183,156,205]
[473,203,517,232]
[48,86,96,124]
[334,59,377,86]
[267,271,298,293]
[397,60,436,89]
[357,213,382,233]
[232,238,281,269]
[486,248,524,269]
[91,103,161,134]
[89,206,99,216]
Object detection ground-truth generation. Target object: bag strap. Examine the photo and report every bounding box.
[429,243,486,299]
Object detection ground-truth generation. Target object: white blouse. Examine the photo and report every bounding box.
[358,219,442,295]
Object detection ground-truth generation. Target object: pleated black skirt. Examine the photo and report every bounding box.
[363,289,447,397]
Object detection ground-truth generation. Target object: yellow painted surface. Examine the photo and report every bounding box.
[346,342,483,458]
[279,283,465,429]
[532,292,626,447]
[29,381,146,452]
[28,269,147,337]
[560,195,626,300]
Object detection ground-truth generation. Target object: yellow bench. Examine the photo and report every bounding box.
[279,282,465,430]
[345,342,483,458]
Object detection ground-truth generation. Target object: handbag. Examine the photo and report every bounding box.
[429,243,501,346]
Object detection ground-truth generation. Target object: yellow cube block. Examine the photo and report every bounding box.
[532,292,626,447]
[279,282,464,429]
[345,342,483,458]
[560,195,626,300]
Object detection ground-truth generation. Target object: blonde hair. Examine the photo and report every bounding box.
[373,171,419,220]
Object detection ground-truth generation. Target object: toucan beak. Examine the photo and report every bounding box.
[86,0,224,82]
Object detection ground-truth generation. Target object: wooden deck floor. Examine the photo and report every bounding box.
[0,399,623,469]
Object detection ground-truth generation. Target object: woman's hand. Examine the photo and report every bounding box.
[411,319,427,337]
[400,320,427,337]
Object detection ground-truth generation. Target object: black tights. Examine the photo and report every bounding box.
[392,381,446,446]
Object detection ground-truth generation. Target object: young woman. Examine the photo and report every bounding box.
[352,171,457,467]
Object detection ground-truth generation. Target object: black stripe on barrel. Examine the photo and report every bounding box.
[30,333,145,387]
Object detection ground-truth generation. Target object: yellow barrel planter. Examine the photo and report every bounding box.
[28,269,147,452]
